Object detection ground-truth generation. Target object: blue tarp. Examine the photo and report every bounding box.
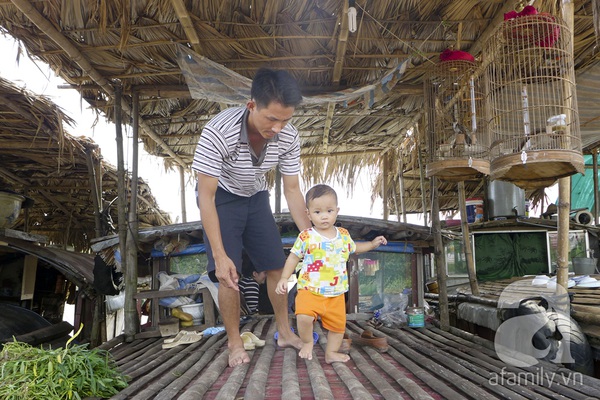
[152,239,413,257]
[570,155,596,211]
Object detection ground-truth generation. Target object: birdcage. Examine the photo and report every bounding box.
[484,9,584,189]
[425,58,490,181]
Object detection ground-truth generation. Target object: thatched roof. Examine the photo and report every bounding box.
[0,0,598,215]
[0,76,171,251]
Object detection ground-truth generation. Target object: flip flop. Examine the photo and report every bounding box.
[162,331,203,349]
[241,333,256,350]
[241,331,265,347]
[163,330,192,344]
[273,327,295,341]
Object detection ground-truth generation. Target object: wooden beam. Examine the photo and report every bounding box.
[467,1,522,56]
[171,0,202,55]
[321,0,351,150]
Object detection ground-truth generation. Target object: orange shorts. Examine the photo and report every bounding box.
[295,290,346,333]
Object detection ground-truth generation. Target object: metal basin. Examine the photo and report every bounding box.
[0,191,25,228]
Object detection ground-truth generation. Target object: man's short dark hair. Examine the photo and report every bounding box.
[251,68,303,108]
[305,184,338,206]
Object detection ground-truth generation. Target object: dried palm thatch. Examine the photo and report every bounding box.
[0,76,171,251]
[0,0,598,217]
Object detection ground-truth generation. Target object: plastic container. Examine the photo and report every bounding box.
[180,303,204,325]
[466,198,484,223]
[406,306,425,328]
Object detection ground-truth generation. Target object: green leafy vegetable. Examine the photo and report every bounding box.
[0,324,128,399]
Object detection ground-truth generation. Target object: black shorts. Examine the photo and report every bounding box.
[203,187,286,282]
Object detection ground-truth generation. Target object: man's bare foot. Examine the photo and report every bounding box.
[228,346,251,367]
[277,329,303,350]
[325,351,350,364]
[298,342,313,360]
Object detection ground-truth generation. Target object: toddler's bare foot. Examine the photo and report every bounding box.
[298,342,314,360]
[325,351,350,364]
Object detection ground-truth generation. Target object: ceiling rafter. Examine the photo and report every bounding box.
[170,0,202,54]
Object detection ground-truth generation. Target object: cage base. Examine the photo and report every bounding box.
[426,159,490,181]
[490,150,584,189]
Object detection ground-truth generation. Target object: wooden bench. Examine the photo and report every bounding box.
[133,285,216,339]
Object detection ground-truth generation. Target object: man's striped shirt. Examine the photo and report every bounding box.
[192,107,301,197]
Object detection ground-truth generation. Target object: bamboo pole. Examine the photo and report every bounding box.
[275,168,282,213]
[556,0,575,291]
[418,120,428,226]
[458,181,479,295]
[179,166,187,223]
[125,90,141,340]
[593,150,599,225]
[85,148,102,238]
[114,83,128,283]
[432,177,449,330]
[383,154,389,220]
[114,84,131,341]
[399,157,407,223]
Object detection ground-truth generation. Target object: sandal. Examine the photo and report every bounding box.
[162,331,203,349]
[241,331,265,347]
[352,328,388,352]
[164,330,191,344]
[241,333,256,350]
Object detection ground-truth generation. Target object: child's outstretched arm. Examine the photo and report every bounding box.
[355,235,387,254]
[275,252,301,295]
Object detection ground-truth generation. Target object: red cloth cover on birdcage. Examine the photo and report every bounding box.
[439,49,475,63]
[503,6,559,47]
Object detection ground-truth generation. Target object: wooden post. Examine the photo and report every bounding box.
[556,177,570,289]
[112,83,131,344]
[124,90,141,340]
[383,154,389,220]
[556,0,574,291]
[114,83,128,281]
[418,121,428,226]
[458,181,479,295]
[432,177,449,330]
[85,148,102,238]
[179,166,187,223]
[275,168,282,213]
[399,157,407,223]
[593,150,599,225]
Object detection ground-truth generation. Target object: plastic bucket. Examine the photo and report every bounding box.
[572,258,598,275]
[406,306,425,328]
[466,198,484,223]
[180,303,204,325]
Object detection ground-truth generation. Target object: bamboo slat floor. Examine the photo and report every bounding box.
[97,315,600,399]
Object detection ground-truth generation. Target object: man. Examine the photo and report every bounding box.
[193,68,310,367]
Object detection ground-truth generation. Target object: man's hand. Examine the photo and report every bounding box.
[215,256,239,291]
[275,278,289,295]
